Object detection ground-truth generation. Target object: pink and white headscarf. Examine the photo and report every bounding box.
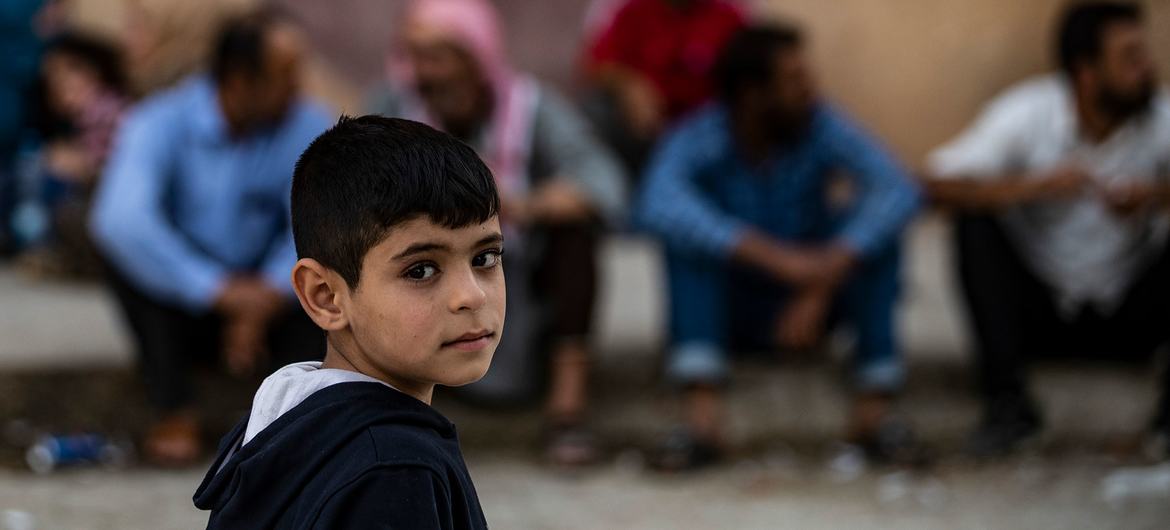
[387,0,539,196]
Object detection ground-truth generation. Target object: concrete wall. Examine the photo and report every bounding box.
[68,0,1170,163]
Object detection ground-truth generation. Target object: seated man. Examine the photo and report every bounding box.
[89,11,332,465]
[637,24,921,469]
[925,1,1170,457]
[368,0,626,467]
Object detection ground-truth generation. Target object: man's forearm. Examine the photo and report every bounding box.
[924,176,1044,210]
[732,229,791,280]
[732,230,856,288]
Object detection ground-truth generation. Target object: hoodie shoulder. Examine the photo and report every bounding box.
[308,465,455,529]
[195,383,470,529]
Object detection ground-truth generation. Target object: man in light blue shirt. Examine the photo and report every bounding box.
[637,25,921,470]
[90,11,332,465]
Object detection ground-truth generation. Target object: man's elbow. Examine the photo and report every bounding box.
[88,199,135,255]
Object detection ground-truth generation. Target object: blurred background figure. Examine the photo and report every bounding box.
[368,0,626,468]
[637,24,921,471]
[0,0,67,257]
[14,31,129,277]
[88,9,332,466]
[579,0,745,175]
[925,1,1170,459]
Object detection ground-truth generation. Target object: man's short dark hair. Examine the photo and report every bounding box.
[291,116,500,290]
[211,10,289,82]
[713,24,803,103]
[1056,1,1143,76]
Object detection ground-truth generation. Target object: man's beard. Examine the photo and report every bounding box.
[766,107,814,145]
[1099,81,1155,123]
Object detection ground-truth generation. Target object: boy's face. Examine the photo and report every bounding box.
[43,52,101,117]
[344,216,505,392]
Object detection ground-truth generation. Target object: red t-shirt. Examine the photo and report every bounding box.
[586,0,746,120]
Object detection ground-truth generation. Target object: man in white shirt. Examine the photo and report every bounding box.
[926,1,1170,457]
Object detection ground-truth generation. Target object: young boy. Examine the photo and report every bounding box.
[193,116,502,529]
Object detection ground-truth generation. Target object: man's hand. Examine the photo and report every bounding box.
[770,244,857,290]
[615,73,664,140]
[45,142,95,183]
[214,276,283,377]
[1099,181,1169,217]
[776,286,833,350]
[734,232,858,290]
[1029,165,1092,200]
[528,180,594,223]
[223,314,269,377]
[500,194,533,226]
[214,276,283,320]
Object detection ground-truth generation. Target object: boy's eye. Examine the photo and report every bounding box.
[405,263,438,280]
[473,250,502,268]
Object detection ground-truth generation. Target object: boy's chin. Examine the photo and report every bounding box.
[438,354,495,387]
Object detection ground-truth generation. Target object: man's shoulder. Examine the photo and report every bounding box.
[985,74,1068,117]
[670,104,729,140]
[289,97,336,130]
[132,76,207,117]
[118,76,211,140]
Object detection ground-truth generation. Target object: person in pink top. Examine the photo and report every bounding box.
[368,0,627,468]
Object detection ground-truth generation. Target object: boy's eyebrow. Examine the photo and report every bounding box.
[391,232,504,261]
[392,241,451,261]
[475,233,505,247]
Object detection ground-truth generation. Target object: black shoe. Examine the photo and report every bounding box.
[858,415,930,467]
[650,428,724,472]
[966,398,1042,459]
[1146,409,1170,461]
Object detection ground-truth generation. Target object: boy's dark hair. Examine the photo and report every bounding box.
[211,9,293,82]
[1056,1,1143,76]
[713,24,803,103]
[291,115,500,290]
[45,31,127,95]
[33,31,126,140]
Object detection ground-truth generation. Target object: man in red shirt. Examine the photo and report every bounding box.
[581,0,745,174]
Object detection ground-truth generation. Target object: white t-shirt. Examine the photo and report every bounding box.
[242,361,394,445]
[928,74,1170,314]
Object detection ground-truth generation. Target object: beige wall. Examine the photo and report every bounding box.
[756,0,1170,165]
[68,0,1170,165]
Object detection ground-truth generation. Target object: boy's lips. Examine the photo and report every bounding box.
[442,330,495,351]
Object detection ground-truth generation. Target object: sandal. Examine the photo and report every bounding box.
[544,421,600,468]
[144,413,203,467]
[650,428,724,472]
[855,415,930,467]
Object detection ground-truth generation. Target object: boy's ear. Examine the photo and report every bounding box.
[291,258,349,332]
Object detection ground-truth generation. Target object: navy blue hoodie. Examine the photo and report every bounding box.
[193,382,488,529]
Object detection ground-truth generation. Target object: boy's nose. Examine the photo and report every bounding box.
[449,268,488,313]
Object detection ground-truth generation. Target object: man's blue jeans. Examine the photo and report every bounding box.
[664,240,905,393]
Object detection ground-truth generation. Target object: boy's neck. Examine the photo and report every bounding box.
[320,338,435,405]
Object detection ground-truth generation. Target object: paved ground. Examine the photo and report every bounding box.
[2,452,1168,530]
[2,218,1169,529]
